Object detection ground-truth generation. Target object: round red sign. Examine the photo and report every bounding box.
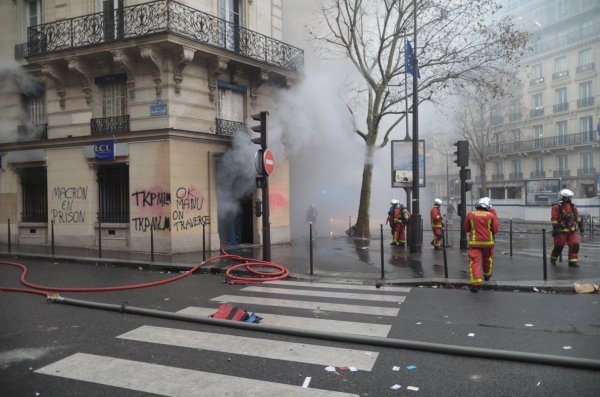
[263,148,275,175]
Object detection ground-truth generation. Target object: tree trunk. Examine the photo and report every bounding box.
[355,144,375,237]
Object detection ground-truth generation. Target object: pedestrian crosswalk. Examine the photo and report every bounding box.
[35,280,412,396]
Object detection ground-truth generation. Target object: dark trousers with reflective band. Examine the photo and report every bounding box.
[468,246,494,286]
[551,232,580,264]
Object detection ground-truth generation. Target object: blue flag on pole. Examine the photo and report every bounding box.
[405,40,420,78]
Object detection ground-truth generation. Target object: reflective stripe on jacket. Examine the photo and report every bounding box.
[551,202,580,233]
[464,209,498,248]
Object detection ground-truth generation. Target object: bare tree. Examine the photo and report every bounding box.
[310,0,528,237]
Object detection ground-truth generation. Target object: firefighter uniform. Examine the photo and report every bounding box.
[464,201,498,291]
[550,197,582,267]
[393,205,410,246]
[430,201,444,249]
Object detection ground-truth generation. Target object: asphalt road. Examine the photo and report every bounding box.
[1,258,599,396]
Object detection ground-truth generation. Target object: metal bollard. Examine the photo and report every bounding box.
[380,224,384,279]
[7,218,11,253]
[442,232,448,279]
[542,229,547,281]
[202,223,206,262]
[150,225,155,262]
[309,223,314,275]
[509,219,513,257]
[98,218,102,258]
[51,220,55,256]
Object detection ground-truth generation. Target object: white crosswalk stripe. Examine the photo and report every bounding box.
[36,280,411,395]
[35,353,358,397]
[118,325,378,370]
[177,306,392,337]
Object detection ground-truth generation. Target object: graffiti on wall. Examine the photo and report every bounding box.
[130,185,210,232]
[51,186,88,223]
[131,185,171,232]
[172,186,210,232]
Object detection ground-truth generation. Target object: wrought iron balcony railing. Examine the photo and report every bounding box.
[552,70,569,80]
[91,115,130,135]
[492,130,595,155]
[508,112,522,122]
[530,171,546,178]
[215,118,246,136]
[577,97,594,108]
[530,107,544,118]
[529,77,544,87]
[17,124,48,141]
[553,102,569,113]
[577,168,596,177]
[509,172,523,180]
[553,169,570,177]
[491,174,504,181]
[576,63,595,74]
[25,0,303,73]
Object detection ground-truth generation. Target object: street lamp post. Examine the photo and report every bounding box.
[409,0,422,253]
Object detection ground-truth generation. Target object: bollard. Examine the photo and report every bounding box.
[150,225,155,262]
[309,223,314,275]
[542,229,547,280]
[7,218,11,253]
[51,220,55,256]
[98,218,102,258]
[509,219,513,257]
[442,232,448,279]
[202,223,206,262]
[380,224,384,279]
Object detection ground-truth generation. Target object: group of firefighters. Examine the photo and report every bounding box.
[387,188,584,292]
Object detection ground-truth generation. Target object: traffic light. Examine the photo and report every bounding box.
[453,140,469,167]
[250,111,268,150]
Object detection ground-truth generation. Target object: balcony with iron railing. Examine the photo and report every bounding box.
[492,130,596,156]
[491,174,504,181]
[91,115,130,135]
[576,63,595,74]
[553,169,571,178]
[530,170,546,178]
[553,102,569,113]
[577,167,596,177]
[552,70,569,80]
[529,77,544,87]
[577,96,594,108]
[509,172,523,180]
[527,22,600,57]
[17,124,48,141]
[23,0,303,73]
[508,112,522,122]
[530,107,544,118]
[215,118,246,136]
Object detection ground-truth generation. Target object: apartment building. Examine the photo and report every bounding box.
[486,0,599,204]
[0,0,303,253]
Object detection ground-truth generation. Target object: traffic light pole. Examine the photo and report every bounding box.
[258,176,271,262]
[409,0,422,254]
[251,111,271,262]
[459,165,467,250]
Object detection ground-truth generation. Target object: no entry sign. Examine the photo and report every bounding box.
[263,148,274,175]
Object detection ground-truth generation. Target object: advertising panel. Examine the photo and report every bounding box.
[525,179,560,205]
[391,140,425,188]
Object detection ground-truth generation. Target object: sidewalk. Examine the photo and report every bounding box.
[1,233,599,293]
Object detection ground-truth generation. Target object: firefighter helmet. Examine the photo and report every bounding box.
[390,199,399,206]
[558,189,574,201]
[475,197,490,210]
[433,198,442,207]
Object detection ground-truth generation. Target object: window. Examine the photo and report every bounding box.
[533,125,543,148]
[23,0,42,42]
[556,30,568,46]
[553,56,568,79]
[532,93,543,108]
[507,187,522,199]
[554,87,568,112]
[494,160,503,175]
[489,187,505,200]
[102,0,124,41]
[556,0,568,19]
[511,129,520,150]
[217,88,244,122]
[578,81,593,107]
[97,164,129,223]
[581,20,594,36]
[534,157,544,173]
[20,167,47,223]
[580,116,593,141]
[511,159,521,177]
[531,64,543,79]
[20,83,46,139]
[557,154,568,171]
[100,81,127,117]
[556,121,567,145]
[219,0,241,51]
[578,48,592,66]
[581,151,594,173]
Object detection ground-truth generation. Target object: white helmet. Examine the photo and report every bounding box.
[475,197,490,210]
[390,199,399,206]
[558,189,574,201]
[433,198,442,207]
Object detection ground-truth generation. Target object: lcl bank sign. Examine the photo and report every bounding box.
[94,140,115,161]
